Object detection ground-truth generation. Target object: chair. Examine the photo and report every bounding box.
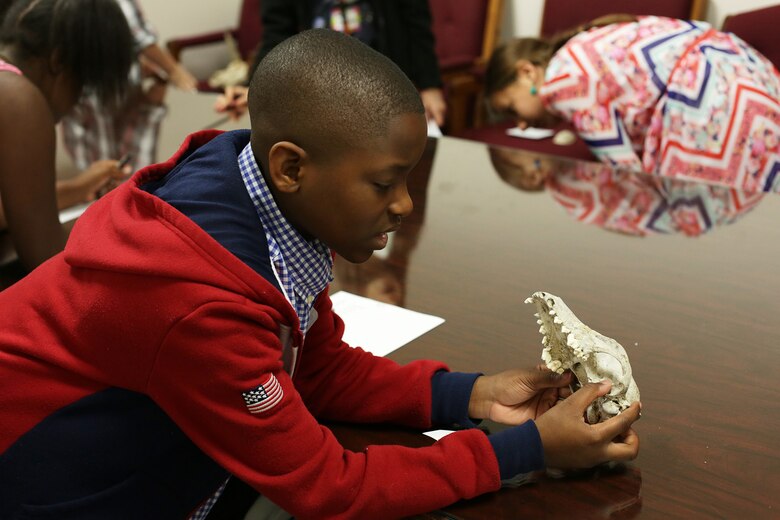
[166,0,262,92]
[428,0,504,134]
[540,0,707,38]
[722,5,780,70]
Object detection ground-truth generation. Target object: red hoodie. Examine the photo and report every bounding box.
[0,131,500,519]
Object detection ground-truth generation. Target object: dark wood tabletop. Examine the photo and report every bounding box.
[330,137,780,519]
[2,135,777,518]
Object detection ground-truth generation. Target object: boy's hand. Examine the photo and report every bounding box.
[468,367,573,425]
[535,381,641,469]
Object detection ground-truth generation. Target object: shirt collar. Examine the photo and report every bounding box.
[237,143,333,310]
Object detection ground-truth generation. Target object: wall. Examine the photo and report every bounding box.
[139,0,244,78]
[142,0,780,49]
[141,0,242,41]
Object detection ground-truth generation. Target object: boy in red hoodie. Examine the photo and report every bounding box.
[0,29,640,519]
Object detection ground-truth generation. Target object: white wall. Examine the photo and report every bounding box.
[140,0,243,41]
[138,0,244,77]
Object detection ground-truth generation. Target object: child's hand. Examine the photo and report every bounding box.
[169,64,197,93]
[420,87,446,127]
[214,85,249,119]
[535,380,641,469]
[75,160,131,202]
[468,366,574,425]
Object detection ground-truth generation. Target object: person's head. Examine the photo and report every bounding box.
[485,14,637,129]
[485,37,554,130]
[489,147,553,192]
[247,29,427,263]
[0,0,132,120]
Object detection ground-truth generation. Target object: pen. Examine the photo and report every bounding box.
[117,153,132,169]
[202,91,245,130]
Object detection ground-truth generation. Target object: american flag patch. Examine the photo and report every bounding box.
[242,374,283,414]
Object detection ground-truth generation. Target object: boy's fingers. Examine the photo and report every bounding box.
[529,368,573,390]
[593,402,641,440]
[568,380,612,410]
[603,427,640,461]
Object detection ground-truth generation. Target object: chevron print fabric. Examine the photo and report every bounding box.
[541,17,780,193]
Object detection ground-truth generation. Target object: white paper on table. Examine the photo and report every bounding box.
[329,291,444,357]
[59,202,92,224]
[506,126,555,140]
[423,429,456,441]
[427,119,443,138]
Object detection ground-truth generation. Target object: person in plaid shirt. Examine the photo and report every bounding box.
[61,0,197,173]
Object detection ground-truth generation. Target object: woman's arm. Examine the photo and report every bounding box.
[140,43,197,92]
[0,75,67,270]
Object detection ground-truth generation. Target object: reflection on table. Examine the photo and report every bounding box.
[489,147,765,237]
[330,136,780,519]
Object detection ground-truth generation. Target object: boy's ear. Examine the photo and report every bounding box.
[267,141,308,193]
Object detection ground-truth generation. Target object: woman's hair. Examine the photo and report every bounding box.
[0,0,14,24]
[484,14,637,98]
[0,0,133,102]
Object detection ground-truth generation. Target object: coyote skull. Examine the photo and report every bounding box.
[525,291,640,423]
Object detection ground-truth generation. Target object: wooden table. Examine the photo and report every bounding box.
[3,131,777,518]
[330,137,780,519]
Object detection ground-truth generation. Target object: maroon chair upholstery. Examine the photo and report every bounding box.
[722,5,780,69]
[540,0,707,37]
[427,0,503,134]
[429,0,489,70]
[166,0,262,93]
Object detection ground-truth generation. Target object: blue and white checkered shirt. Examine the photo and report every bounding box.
[237,143,333,334]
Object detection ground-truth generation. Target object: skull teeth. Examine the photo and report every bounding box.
[526,291,640,425]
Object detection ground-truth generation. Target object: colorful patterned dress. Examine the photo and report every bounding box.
[541,16,780,193]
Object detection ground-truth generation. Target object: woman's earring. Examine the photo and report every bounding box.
[530,85,538,96]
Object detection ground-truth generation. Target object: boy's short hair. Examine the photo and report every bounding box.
[248,29,424,159]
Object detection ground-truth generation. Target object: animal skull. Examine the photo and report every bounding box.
[525,291,640,423]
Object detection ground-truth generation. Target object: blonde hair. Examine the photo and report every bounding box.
[485,14,637,97]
